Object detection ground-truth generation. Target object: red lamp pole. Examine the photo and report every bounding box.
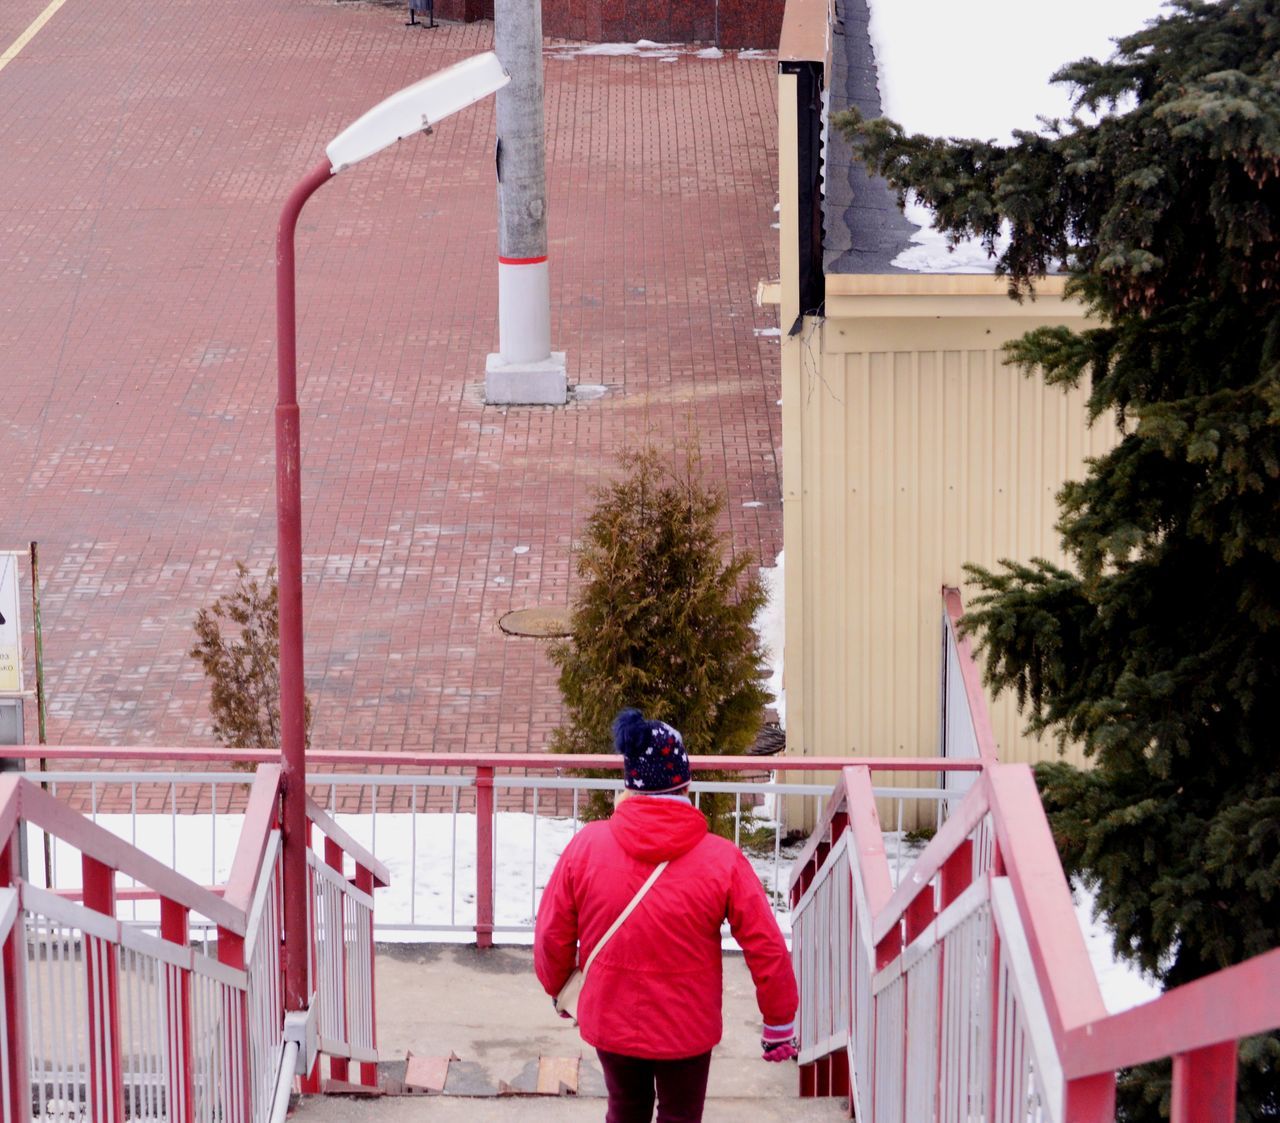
[276,158,335,1013]
[271,51,508,1015]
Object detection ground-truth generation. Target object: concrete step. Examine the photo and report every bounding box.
[288,945,847,1119]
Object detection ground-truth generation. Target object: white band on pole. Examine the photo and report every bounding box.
[498,259,552,365]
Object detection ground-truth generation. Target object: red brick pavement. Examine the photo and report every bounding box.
[0,1,783,801]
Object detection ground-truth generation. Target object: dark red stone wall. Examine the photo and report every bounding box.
[431,0,783,50]
[433,0,494,23]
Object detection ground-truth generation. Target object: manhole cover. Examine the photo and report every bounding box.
[499,606,573,637]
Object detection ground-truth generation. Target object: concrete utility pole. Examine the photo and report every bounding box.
[485,0,567,405]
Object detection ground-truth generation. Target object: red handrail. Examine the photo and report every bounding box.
[224,764,283,913]
[0,744,986,773]
[6,776,244,933]
[1062,945,1280,1079]
[305,795,390,888]
[942,585,1000,764]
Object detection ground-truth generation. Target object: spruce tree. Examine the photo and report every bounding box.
[835,2,1278,1116]
[549,447,770,829]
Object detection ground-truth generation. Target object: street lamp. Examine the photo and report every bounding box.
[274,52,510,1013]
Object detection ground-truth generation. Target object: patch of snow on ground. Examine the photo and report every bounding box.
[753,551,785,729]
[546,41,755,62]
[1072,879,1162,1013]
[864,1,1166,272]
[753,326,781,337]
[737,49,773,60]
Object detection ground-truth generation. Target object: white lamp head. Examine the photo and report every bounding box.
[325,51,510,173]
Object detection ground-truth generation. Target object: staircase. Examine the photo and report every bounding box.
[287,947,846,1121]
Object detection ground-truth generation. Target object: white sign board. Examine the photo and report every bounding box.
[0,553,22,693]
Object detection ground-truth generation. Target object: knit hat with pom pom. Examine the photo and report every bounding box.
[612,708,691,793]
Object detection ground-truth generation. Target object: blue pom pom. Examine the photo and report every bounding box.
[612,708,649,754]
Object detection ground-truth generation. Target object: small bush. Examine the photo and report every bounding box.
[190,562,310,764]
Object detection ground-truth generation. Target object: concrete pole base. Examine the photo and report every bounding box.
[484,351,568,406]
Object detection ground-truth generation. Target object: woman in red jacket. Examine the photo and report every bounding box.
[535,709,799,1123]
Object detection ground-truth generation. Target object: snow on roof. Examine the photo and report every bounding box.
[862,0,1169,273]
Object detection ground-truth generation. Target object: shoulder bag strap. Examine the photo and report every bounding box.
[581,860,669,977]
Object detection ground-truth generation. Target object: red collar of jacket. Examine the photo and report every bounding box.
[608,796,708,864]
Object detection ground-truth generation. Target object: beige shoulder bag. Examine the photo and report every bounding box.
[554,860,669,1024]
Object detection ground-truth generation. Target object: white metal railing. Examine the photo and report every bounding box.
[849,850,876,1121]
[0,888,14,1117]
[789,764,1111,1119]
[862,876,1063,1123]
[30,770,949,942]
[245,833,285,1120]
[0,767,350,1121]
[307,851,376,1068]
[991,878,1063,1123]
[19,882,255,1123]
[792,832,851,1065]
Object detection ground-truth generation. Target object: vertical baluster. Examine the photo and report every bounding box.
[531,786,539,925]
[81,856,123,1123]
[450,786,459,928]
[162,900,194,1123]
[1171,1043,1237,1123]
[354,864,378,1087]
[475,767,495,948]
[410,783,419,928]
[28,915,47,1119]
[324,838,349,1085]
[210,782,217,888]
[216,929,251,1121]
[301,828,321,1095]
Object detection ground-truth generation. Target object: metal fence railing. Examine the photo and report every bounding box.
[788,590,1280,1122]
[16,763,964,946]
[0,763,390,1121]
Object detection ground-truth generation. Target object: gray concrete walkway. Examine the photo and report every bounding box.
[290,945,846,1120]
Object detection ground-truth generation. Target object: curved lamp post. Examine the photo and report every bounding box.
[275,52,510,1012]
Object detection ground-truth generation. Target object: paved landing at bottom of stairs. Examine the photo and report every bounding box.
[291,1095,847,1121]
[289,945,846,1120]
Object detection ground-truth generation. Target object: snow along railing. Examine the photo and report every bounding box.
[0,764,389,1120]
[1,749,982,946]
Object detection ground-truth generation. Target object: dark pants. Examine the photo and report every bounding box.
[596,1048,713,1123]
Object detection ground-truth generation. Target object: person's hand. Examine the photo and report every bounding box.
[761,1022,798,1062]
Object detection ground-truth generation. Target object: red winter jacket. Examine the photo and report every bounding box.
[534,796,798,1060]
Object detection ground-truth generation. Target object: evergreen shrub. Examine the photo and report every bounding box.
[549,447,771,833]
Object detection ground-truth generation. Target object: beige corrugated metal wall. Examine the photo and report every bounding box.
[780,289,1121,772]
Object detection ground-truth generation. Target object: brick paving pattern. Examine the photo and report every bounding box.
[0,1,782,807]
